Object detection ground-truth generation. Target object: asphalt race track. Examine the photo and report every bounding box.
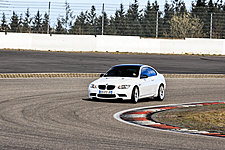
[0,50,225,74]
[0,78,225,150]
[0,50,225,149]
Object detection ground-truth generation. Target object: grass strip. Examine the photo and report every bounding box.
[152,104,225,134]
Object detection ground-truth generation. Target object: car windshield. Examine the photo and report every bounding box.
[104,66,140,77]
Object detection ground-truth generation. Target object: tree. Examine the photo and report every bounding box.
[42,12,49,33]
[96,12,110,35]
[70,11,88,35]
[9,11,19,32]
[163,2,174,37]
[23,8,32,33]
[62,2,75,33]
[111,3,127,35]
[32,10,42,33]
[173,0,187,14]
[126,0,142,36]
[141,1,160,37]
[191,0,209,37]
[169,13,204,38]
[18,13,24,32]
[1,13,7,31]
[55,18,66,34]
[87,5,97,35]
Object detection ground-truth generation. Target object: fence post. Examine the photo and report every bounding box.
[210,13,212,39]
[102,3,104,35]
[156,10,158,38]
[47,1,51,34]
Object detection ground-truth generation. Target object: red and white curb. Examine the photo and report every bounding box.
[114,101,225,138]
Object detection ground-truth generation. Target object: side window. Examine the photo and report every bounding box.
[141,67,150,77]
[149,68,157,76]
[141,67,157,77]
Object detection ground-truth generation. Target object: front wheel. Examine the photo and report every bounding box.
[155,85,165,101]
[131,87,139,103]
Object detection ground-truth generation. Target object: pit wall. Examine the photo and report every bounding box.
[1,32,225,55]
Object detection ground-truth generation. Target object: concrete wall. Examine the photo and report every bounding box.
[1,32,225,55]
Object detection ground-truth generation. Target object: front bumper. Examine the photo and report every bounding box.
[88,87,133,100]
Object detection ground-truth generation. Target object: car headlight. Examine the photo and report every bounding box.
[118,85,131,89]
[90,84,97,88]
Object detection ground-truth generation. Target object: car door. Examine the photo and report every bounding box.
[148,68,158,94]
[139,67,155,97]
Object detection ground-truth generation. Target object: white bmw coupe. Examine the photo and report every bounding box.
[88,64,166,103]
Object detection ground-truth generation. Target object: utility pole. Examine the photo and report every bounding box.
[156,10,158,38]
[47,1,51,34]
[210,13,213,39]
[102,3,104,35]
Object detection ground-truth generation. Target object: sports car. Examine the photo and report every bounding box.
[88,64,166,103]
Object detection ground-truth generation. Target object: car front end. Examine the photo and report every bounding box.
[88,79,135,100]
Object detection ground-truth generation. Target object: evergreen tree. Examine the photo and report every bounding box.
[163,2,174,37]
[126,0,142,36]
[9,11,19,32]
[141,1,160,37]
[62,2,75,33]
[18,13,24,32]
[70,11,88,35]
[32,10,42,33]
[206,0,224,38]
[87,5,97,35]
[55,18,66,34]
[1,13,7,31]
[173,0,187,14]
[23,8,32,33]
[112,4,126,35]
[96,12,109,35]
[191,0,209,37]
[42,12,49,33]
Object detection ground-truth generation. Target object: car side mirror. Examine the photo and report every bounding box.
[100,74,104,77]
[141,75,148,79]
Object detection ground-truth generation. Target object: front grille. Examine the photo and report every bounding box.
[98,94,116,98]
[98,85,115,90]
[98,85,106,90]
[107,85,115,90]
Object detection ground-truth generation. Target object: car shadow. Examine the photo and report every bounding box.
[82,97,160,104]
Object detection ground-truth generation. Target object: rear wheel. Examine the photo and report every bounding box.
[155,85,165,101]
[131,87,139,103]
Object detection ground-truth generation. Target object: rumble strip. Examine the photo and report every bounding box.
[114,101,225,138]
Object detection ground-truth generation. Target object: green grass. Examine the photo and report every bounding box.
[152,104,225,134]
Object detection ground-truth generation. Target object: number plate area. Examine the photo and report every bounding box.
[99,90,113,94]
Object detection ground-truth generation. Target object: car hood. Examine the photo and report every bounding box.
[92,77,138,85]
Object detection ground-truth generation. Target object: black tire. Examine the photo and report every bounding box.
[155,85,165,101]
[131,86,139,103]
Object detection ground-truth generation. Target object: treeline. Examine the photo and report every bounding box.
[1,0,225,38]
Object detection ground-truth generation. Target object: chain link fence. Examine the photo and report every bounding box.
[0,0,225,39]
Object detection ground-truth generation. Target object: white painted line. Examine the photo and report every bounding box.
[132,121,160,125]
[122,114,147,118]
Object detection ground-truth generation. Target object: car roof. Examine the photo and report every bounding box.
[114,64,144,67]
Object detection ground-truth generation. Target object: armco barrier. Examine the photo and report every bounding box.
[0,33,225,55]
[0,73,224,78]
